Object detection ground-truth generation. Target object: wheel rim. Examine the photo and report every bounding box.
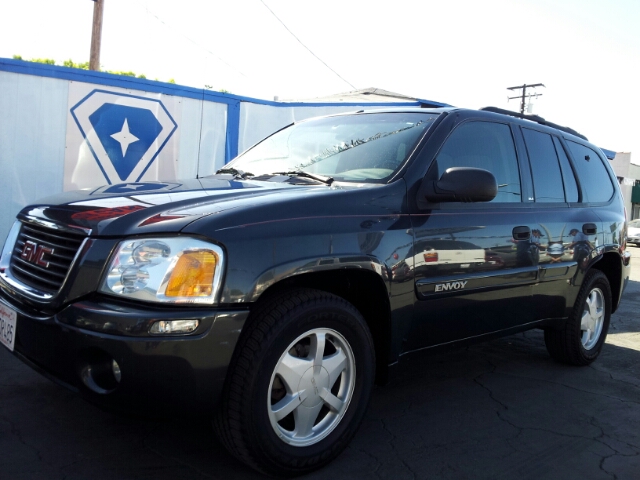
[581,287,605,350]
[267,328,356,447]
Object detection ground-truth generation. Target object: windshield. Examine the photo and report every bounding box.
[225,112,439,183]
[629,219,640,228]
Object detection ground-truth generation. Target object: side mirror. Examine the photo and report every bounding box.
[422,167,497,203]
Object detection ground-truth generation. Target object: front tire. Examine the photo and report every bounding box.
[214,288,375,476]
[544,270,611,365]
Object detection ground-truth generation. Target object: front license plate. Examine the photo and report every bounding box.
[0,303,17,352]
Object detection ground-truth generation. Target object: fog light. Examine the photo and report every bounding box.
[149,319,199,334]
[112,359,122,383]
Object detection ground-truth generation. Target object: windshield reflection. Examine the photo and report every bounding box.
[224,112,439,183]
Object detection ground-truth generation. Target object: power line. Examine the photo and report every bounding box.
[134,0,249,80]
[260,0,356,90]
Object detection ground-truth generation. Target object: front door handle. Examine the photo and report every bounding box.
[513,226,531,240]
[582,223,597,235]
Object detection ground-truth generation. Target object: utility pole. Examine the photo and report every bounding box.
[89,0,105,71]
[507,83,545,114]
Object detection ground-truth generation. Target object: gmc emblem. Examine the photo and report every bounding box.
[20,241,54,268]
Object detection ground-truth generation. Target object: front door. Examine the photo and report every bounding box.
[406,119,538,352]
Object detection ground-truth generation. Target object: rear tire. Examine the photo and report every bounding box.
[214,288,375,477]
[544,270,611,365]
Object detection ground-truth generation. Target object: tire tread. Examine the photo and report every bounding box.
[544,269,611,366]
[214,288,372,476]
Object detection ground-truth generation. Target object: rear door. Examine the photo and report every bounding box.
[518,128,608,320]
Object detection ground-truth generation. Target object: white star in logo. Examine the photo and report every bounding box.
[121,184,145,190]
[110,118,139,156]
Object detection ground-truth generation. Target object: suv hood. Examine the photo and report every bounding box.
[19,178,334,236]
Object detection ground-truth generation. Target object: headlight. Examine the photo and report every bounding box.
[99,237,224,304]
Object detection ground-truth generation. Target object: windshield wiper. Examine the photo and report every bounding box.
[215,168,254,178]
[271,171,334,185]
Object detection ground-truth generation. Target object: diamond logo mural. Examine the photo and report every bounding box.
[70,90,177,184]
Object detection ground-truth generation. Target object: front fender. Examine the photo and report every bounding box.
[247,255,389,303]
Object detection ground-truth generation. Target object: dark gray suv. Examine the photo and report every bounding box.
[0,106,631,476]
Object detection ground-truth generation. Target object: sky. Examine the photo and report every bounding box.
[1,0,639,161]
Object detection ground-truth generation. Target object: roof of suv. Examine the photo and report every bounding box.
[479,106,587,140]
[331,105,614,157]
[324,105,581,133]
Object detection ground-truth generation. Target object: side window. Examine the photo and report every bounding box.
[566,141,615,203]
[552,137,579,202]
[522,128,565,202]
[432,121,521,202]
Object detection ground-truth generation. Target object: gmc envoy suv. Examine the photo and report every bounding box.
[0,106,630,476]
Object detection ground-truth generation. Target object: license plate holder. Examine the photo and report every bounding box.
[0,303,17,352]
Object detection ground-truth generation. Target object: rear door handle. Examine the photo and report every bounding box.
[513,226,531,240]
[582,223,597,235]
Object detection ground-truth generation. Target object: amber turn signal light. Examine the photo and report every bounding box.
[165,250,217,297]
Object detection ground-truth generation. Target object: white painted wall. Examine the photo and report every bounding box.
[610,152,634,220]
[610,152,632,179]
[0,72,68,241]
[194,100,228,177]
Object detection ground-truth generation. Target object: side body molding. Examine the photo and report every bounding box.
[416,266,539,299]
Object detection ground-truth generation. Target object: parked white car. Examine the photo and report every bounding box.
[628,219,640,246]
[411,239,486,273]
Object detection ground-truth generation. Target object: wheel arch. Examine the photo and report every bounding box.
[245,268,392,385]
[590,251,623,312]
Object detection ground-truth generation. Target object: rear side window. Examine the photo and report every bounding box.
[566,141,614,203]
[432,121,521,202]
[522,128,565,202]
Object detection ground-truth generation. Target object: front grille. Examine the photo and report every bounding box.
[10,222,86,294]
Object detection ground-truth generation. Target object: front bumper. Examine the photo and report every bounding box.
[1,291,249,416]
[627,235,640,244]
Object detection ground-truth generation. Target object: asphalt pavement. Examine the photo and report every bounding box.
[2,250,640,479]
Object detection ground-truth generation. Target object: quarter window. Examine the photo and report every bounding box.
[566,141,614,203]
[431,121,521,202]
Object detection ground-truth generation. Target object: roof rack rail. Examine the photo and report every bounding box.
[480,106,588,141]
